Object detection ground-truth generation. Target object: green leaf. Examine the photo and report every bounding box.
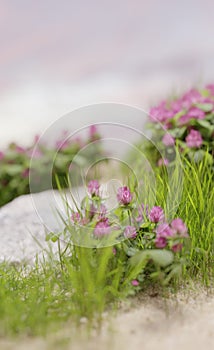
[45,232,60,242]
[195,103,213,112]
[196,119,212,129]
[169,127,186,138]
[4,164,24,176]
[130,249,174,268]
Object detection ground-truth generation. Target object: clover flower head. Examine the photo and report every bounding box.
[162,133,175,146]
[87,180,100,197]
[172,243,183,253]
[156,223,173,237]
[206,84,214,95]
[124,225,137,239]
[155,223,173,249]
[94,220,110,237]
[117,186,133,205]
[71,212,81,223]
[170,218,188,237]
[178,114,192,126]
[98,204,107,220]
[155,236,167,248]
[185,129,203,148]
[187,107,205,120]
[149,206,164,223]
[181,89,202,108]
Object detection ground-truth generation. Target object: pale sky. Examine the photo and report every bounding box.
[1,0,214,146]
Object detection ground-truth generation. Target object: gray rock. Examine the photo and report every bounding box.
[0,188,85,264]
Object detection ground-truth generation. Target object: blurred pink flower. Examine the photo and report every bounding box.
[157,158,169,167]
[178,114,192,126]
[131,280,139,286]
[22,168,29,178]
[186,129,203,148]
[136,204,149,222]
[187,107,205,119]
[181,89,202,108]
[172,243,183,253]
[0,151,4,160]
[206,84,214,95]
[89,125,100,141]
[94,220,110,237]
[28,149,43,159]
[55,139,70,150]
[171,100,183,113]
[156,223,173,237]
[87,180,100,197]
[98,204,107,220]
[16,145,25,154]
[34,134,40,144]
[71,212,81,223]
[162,133,175,146]
[89,203,97,218]
[155,223,173,247]
[112,247,117,255]
[170,218,188,237]
[149,206,164,223]
[117,186,133,205]
[149,104,170,123]
[155,236,167,248]
[124,225,137,239]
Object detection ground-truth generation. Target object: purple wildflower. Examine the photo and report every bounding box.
[187,107,205,120]
[55,139,70,150]
[112,247,117,255]
[16,145,25,154]
[155,236,167,248]
[98,204,107,220]
[94,220,111,237]
[0,151,4,160]
[155,223,173,248]
[89,203,97,218]
[178,114,192,126]
[149,100,173,123]
[171,100,183,113]
[87,180,100,197]
[172,243,183,253]
[156,223,173,237]
[136,204,148,222]
[206,84,214,95]
[149,206,164,223]
[181,89,202,108]
[131,280,139,286]
[22,168,29,178]
[71,212,81,223]
[162,133,175,146]
[186,129,203,148]
[124,225,137,239]
[34,134,40,144]
[117,186,133,205]
[170,218,188,237]
[157,158,169,167]
[89,125,98,137]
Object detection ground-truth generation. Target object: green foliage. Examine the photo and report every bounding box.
[0,128,103,207]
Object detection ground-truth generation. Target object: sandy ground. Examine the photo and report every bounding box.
[1,287,213,350]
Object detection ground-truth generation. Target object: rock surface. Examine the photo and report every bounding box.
[0,188,85,264]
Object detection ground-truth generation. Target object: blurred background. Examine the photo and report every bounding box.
[1,0,214,147]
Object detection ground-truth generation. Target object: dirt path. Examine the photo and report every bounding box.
[1,287,213,350]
